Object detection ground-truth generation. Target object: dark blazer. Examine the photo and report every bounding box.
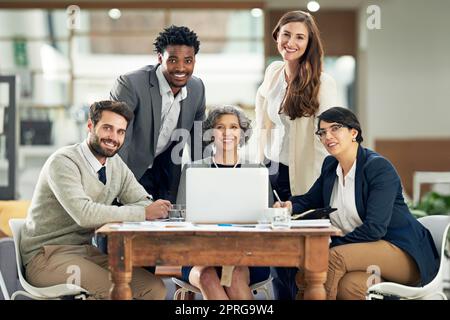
[290,146,439,285]
[110,64,206,197]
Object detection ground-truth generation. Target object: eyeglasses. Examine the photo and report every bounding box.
[315,124,347,140]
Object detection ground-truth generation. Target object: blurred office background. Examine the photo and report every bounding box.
[0,0,449,201]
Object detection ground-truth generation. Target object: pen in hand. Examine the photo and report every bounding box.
[273,190,284,207]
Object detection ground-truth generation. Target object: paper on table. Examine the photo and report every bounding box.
[108,222,262,232]
[290,219,331,228]
[109,221,194,230]
[151,221,194,228]
[194,224,259,231]
[109,221,156,230]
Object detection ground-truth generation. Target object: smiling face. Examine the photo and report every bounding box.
[212,114,241,153]
[276,21,309,62]
[318,120,358,158]
[87,110,127,162]
[158,44,196,95]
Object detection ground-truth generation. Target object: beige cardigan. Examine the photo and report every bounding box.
[255,61,338,196]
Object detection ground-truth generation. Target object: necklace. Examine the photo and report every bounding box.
[212,156,239,169]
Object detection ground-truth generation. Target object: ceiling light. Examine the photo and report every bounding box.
[307,1,320,12]
[108,8,121,20]
[251,8,263,18]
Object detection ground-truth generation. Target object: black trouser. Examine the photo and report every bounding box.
[270,267,298,300]
[265,160,292,201]
[265,160,295,299]
[138,146,178,203]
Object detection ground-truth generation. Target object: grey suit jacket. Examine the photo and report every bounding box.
[176,157,274,206]
[110,64,206,186]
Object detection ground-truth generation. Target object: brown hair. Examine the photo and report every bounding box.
[89,100,134,127]
[272,11,324,120]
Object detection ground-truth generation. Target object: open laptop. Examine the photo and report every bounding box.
[185,167,269,224]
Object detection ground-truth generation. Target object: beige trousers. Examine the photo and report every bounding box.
[325,240,420,300]
[26,244,167,300]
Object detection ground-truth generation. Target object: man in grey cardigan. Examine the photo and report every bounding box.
[20,100,170,299]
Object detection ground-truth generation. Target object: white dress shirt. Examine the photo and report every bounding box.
[264,69,290,165]
[79,137,108,176]
[153,65,187,161]
[329,160,363,235]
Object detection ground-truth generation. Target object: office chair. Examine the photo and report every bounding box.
[172,275,274,300]
[367,215,450,300]
[0,270,10,300]
[8,219,89,300]
[0,237,18,300]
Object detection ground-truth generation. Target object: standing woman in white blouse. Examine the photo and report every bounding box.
[255,10,337,202]
[255,11,337,299]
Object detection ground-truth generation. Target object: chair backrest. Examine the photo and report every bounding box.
[8,218,89,300]
[8,219,27,285]
[418,215,450,287]
[0,238,22,300]
[418,215,450,258]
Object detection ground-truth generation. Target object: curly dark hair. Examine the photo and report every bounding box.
[153,25,200,54]
[203,105,252,149]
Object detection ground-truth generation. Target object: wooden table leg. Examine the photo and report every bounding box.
[302,235,329,300]
[108,234,132,300]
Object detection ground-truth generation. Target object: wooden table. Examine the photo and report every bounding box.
[97,224,341,300]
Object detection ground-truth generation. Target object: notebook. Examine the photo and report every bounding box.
[290,219,332,228]
[292,207,337,220]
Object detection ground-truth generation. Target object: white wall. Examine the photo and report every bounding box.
[359,0,450,147]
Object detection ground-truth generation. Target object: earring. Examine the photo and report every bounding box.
[352,137,356,142]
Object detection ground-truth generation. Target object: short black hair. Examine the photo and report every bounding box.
[89,100,134,128]
[153,25,200,54]
[317,107,364,143]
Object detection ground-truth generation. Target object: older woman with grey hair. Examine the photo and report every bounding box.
[202,105,252,154]
[176,105,271,300]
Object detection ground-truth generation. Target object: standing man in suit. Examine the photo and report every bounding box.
[110,25,206,203]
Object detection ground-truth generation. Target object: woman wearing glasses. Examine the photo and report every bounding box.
[273,107,439,300]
